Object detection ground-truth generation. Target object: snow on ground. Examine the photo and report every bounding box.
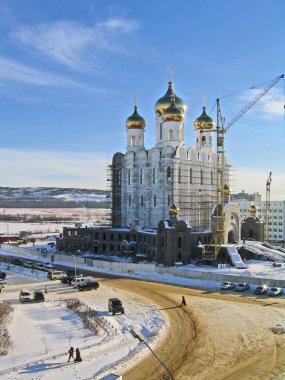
[0,263,167,380]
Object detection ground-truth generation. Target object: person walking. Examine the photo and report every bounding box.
[74,347,82,362]
[181,296,186,307]
[67,346,74,362]
[45,285,48,294]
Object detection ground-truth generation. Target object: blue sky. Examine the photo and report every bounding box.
[0,0,284,199]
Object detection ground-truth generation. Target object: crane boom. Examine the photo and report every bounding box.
[225,74,284,131]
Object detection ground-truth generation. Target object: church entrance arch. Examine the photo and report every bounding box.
[228,230,235,243]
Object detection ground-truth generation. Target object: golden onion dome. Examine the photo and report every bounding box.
[162,98,185,122]
[155,81,186,116]
[126,105,146,130]
[169,203,180,216]
[249,204,256,213]
[223,183,231,195]
[194,106,214,130]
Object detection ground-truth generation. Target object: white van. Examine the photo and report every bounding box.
[71,276,93,288]
[47,271,66,280]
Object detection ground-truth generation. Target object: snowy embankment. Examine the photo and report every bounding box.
[0,264,167,380]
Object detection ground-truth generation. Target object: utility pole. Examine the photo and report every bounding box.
[264,172,272,241]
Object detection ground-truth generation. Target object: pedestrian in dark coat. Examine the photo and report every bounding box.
[181,296,186,306]
[67,346,74,362]
[74,347,82,362]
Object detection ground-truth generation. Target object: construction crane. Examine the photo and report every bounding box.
[212,74,284,258]
[264,172,272,241]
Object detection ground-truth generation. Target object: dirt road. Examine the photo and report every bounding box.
[103,277,285,380]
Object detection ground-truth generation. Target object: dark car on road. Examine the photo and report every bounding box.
[33,290,45,302]
[254,285,267,295]
[78,282,99,291]
[108,298,124,315]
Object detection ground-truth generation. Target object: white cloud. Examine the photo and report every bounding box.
[0,149,109,189]
[239,86,284,120]
[12,17,140,69]
[234,167,285,201]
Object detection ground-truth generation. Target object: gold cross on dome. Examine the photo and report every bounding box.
[202,96,206,107]
[167,66,173,82]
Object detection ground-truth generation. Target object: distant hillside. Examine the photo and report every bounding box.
[0,187,110,208]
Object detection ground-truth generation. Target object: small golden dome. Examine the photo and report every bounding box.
[162,98,184,122]
[223,184,231,195]
[126,105,146,130]
[169,203,180,215]
[155,81,186,116]
[194,106,214,130]
[249,204,256,213]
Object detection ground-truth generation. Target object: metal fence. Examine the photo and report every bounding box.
[1,244,284,287]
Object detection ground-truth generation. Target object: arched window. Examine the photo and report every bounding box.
[201,169,203,185]
[168,129,173,140]
[189,168,193,184]
[178,167,181,184]
[211,171,213,185]
[167,167,171,182]
[141,195,144,206]
[140,169,143,185]
[202,136,206,145]
[178,236,182,248]
[152,167,156,184]
[128,195,131,206]
[154,195,156,207]
[128,169,131,185]
[131,136,135,146]
[160,123,163,139]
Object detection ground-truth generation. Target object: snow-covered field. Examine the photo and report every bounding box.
[0,264,167,380]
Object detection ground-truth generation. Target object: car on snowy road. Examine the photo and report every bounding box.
[108,298,125,315]
[267,287,283,297]
[235,283,250,292]
[254,285,268,295]
[78,282,99,291]
[33,290,45,302]
[19,289,33,302]
[220,281,236,290]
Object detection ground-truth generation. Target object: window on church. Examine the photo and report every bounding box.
[139,136,143,146]
[167,167,171,182]
[201,169,203,185]
[202,136,206,145]
[211,171,213,185]
[189,168,192,184]
[154,195,156,207]
[153,168,156,184]
[140,169,143,185]
[178,167,181,183]
[178,236,182,248]
[168,129,173,140]
[141,195,144,206]
[128,169,131,185]
[128,195,131,206]
[160,123,162,139]
[131,136,135,146]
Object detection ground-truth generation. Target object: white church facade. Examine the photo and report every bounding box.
[112,79,232,232]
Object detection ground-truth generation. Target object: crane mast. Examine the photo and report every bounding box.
[264,172,272,241]
[212,74,284,257]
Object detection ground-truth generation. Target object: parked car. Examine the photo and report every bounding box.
[220,281,236,290]
[108,298,124,315]
[254,285,268,295]
[0,271,6,280]
[13,258,23,266]
[33,290,45,302]
[235,283,250,292]
[78,282,99,291]
[44,264,56,272]
[267,287,283,297]
[47,271,66,280]
[34,263,46,271]
[23,262,33,268]
[0,280,7,288]
[19,289,33,302]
